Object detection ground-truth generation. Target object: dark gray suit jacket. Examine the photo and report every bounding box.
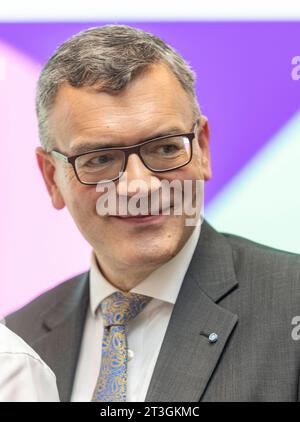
[6,220,300,401]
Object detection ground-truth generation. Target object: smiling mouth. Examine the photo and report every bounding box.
[111,214,165,224]
[109,207,174,224]
[110,206,173,218]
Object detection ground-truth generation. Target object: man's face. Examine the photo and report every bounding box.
[37,63,211,279]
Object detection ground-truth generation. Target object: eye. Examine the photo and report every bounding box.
[159,144,180,154]
[84,154,115,167]
[145,140,182,156]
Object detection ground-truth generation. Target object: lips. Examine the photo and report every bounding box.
[115,213,159,218]
[110,207,173,224]
[110,207,172,218]
[116,215,152,218]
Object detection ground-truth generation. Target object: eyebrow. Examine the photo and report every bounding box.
[69,127,186,155]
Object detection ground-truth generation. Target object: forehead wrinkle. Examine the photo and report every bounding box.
[55,67,192,129]
[68,105,188,145]
[50,64,194,151]
[68,119,190,155]
[69,95,183,129]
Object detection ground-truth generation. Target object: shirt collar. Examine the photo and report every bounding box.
[90,222,201,316]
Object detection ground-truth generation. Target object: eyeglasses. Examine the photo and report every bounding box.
[50,122,198,185]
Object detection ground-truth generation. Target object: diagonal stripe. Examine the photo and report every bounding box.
[1,22,299,203]
[206,110,300,253]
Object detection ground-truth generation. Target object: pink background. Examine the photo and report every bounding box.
[0,41,90,316]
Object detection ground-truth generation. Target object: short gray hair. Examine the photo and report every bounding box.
[36,24,200,151]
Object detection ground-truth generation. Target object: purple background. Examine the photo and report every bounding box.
[1,22,299,201]
[0,22,299,315]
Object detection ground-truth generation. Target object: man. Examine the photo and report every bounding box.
[0,322,59,401]
[6,25,300,402]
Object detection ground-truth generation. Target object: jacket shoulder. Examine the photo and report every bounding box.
[5,271,89,339]
[222,231,300,283]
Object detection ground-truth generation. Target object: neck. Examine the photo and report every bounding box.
[93,253,160,291]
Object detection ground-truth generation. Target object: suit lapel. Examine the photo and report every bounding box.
[29,220,238,402]
[145,221,239,402]
[32,272,89,402]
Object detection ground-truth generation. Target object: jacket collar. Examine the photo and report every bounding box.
[34,220,238,402]
[145,220,239,401]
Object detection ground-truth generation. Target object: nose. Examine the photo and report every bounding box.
[117,153,161,198]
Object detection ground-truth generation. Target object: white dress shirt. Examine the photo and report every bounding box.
[71,223,201,402]
[0,323,59,402]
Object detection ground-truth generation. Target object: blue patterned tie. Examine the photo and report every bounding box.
[92,291,152,402]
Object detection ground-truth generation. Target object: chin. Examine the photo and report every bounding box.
[122,242,179,267]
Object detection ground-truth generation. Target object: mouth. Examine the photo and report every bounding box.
[110,207,173,224]
[113,214,163,223]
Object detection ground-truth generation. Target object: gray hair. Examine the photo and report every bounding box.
[36,24,200,151]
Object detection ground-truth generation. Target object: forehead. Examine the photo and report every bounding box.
[49,63,195,151]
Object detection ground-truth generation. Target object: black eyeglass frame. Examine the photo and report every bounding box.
[50,122,199,186]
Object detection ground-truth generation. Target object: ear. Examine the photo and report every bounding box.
[35,147,66,210]
[197,115,212,181]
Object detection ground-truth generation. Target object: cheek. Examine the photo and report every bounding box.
[189,163,204,180]
[190,144,204,173]
[168,163,202,183]
[63,166,78,185]
[61,174,98,219]
[162,145,204,183]
[54,164,79,198]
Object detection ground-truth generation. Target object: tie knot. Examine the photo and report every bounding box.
[100,291,152,328]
